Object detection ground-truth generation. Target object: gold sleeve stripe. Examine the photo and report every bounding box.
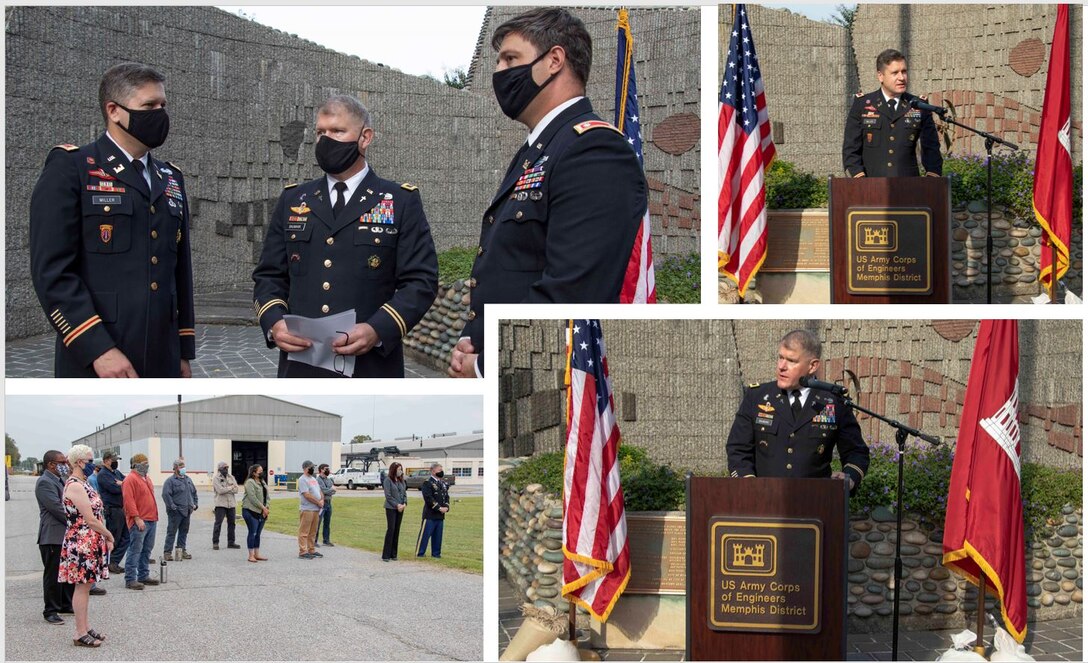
[50,310,63,321]
[256,299,288,319]
[178,328,196,337]
[63,316,102,346]
[381,303,407,337]
[845,463,866,481]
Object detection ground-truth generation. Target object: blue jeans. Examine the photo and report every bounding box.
[416,518,444,557]
[242,509,266,549]
[320,501,333,543]
[163,510,191,553]
[124,520,157,583]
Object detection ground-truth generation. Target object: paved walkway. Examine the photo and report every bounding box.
[498,574,1082,661]
[5,325,442,378]
[6,476,480,661]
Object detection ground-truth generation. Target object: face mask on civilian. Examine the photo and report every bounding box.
[84,460,96,477]
[178,467,187,475]
[219,467,229,477]
[56,463,71,480]
[109,460,119,470]
[135,462,149,476]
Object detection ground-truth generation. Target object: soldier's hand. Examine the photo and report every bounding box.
[332,323,379,355]
[180,359,192,378]
[448,338,477,378]
[270,319,312,353]
[853,172,866,178]
[925,172,940,177]
[831,471,855,491]
[93,348,139,378]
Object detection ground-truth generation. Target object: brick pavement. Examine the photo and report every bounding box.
[5,324,442,378]
[498,573,1082,661]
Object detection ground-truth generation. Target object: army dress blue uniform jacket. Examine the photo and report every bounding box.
[462,98,647,376]
[252,167,438,378]
[725,381,870,495]
[842,90,943,178]
[420,476,450,521]
[29,134,196,377]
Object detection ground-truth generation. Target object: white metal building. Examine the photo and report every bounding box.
[73,395,341,487]
[341,432,484,485]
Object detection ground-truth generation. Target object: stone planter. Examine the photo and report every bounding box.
[403,280,471,372]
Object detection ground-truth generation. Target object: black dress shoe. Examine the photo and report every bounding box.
[89,587,107,596]
[45,614,65,625]
[227,543,241,549]
[322,541,334,547]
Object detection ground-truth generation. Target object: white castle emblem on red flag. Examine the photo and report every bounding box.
[979,379,1021,478]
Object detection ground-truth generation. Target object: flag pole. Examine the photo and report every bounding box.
[564,320,577,643]
[1049,243,1057,303]
[974,586,986,656]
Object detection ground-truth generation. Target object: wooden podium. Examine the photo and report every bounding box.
[686,477,848,661]
[829,176,951,303]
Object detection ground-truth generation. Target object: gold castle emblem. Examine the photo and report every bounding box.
[732,542,766,568]
[864,227,890,246]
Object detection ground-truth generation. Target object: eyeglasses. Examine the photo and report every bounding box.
[333,331,350,377]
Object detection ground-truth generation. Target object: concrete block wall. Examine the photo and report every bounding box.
[499,320,1082,472]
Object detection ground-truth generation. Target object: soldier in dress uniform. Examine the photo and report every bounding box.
[448,7,647,378]
[29,63,195,378]
[842,49,943,178]
[252,95,438,378]
[725,329,869,495]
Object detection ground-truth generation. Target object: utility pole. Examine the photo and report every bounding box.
[177,395,183,458]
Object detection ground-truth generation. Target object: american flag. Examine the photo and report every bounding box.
[718,4,775,298]
[615,9,657,304]
[561,320,631,622]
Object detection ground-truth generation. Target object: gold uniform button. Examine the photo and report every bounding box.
[888,149,894,154]
[487,215,494,224]
[326,237,334,245]
[515,211,523,219]
[322,282,331,291]
[151,230,158,239]
[321,305,330,313]
[786,463,793,470]
[150,282,158,291]
[290,233,297,240]
[887,162,893,167]
[889,136,896,141]
[151,256,158,265]
[103,205,111,213]
[150,205,156,214]
[468,310,476,320]
[787,448,793,454]
[789,433,795,438]
[324,259,332,268]
[374,238,381,245]
[477,246,484,256]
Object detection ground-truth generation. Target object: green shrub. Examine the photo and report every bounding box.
[501,445,685,512]
[839,439,1082,538]
[944,152,1035,218]
[437,246,476,285]
[655,253,700,303]
[765,160,828,209]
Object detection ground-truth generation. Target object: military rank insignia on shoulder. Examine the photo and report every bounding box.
[166,161,183,173]
[573,120,622,135]
[53,143,79,152]
[400,183,418,192]
[854,91,864,98]
[748,382,760,389]
[283,182,298,190]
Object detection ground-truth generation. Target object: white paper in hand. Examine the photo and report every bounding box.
[283,309,357,376]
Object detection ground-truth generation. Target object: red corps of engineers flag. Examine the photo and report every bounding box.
[942,320,1027,642]
[1034,4,1072,290]
[561,320,630,622]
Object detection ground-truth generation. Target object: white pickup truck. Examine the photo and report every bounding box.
[330,467,382,490]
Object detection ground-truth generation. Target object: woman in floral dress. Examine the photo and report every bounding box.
[59,444,114,648]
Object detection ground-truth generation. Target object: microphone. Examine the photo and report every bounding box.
[799,376,847,396]
[908,97,946,115]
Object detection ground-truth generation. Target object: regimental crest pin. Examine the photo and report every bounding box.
[368,255,381,269]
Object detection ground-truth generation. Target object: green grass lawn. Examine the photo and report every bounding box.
[263,496,482,573]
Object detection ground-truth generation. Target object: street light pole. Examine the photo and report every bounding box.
[177,395,183,458]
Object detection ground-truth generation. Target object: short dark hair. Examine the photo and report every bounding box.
[876,49,905,73]
[98,63,166,123]
[491,8,592,85]
[780,329,822,359]
[318,463,329,472]
[43,450,63,466]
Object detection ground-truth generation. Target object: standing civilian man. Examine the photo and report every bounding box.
[297,461,324,559]
[316,463,336,547]
[96,450,129,574]
[212,461,240,550]
[36,450,75,624]
[121,453,160,589]
[161,458,198,560]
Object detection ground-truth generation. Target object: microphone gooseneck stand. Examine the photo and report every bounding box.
[916,100,1019,304]
[841,391,941,661]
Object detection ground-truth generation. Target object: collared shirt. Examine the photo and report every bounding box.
[788,386,811,410]
[882,91,902,110]
[325,163,370,204]
[526,96,584,146]
[105,130,151,189]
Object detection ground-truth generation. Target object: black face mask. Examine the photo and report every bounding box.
[115,103,170,149]
[219,467,229,477]
[435,471,445,479]
[109,460,118,471]
[492,49,559,120]
[315,134,362,175]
